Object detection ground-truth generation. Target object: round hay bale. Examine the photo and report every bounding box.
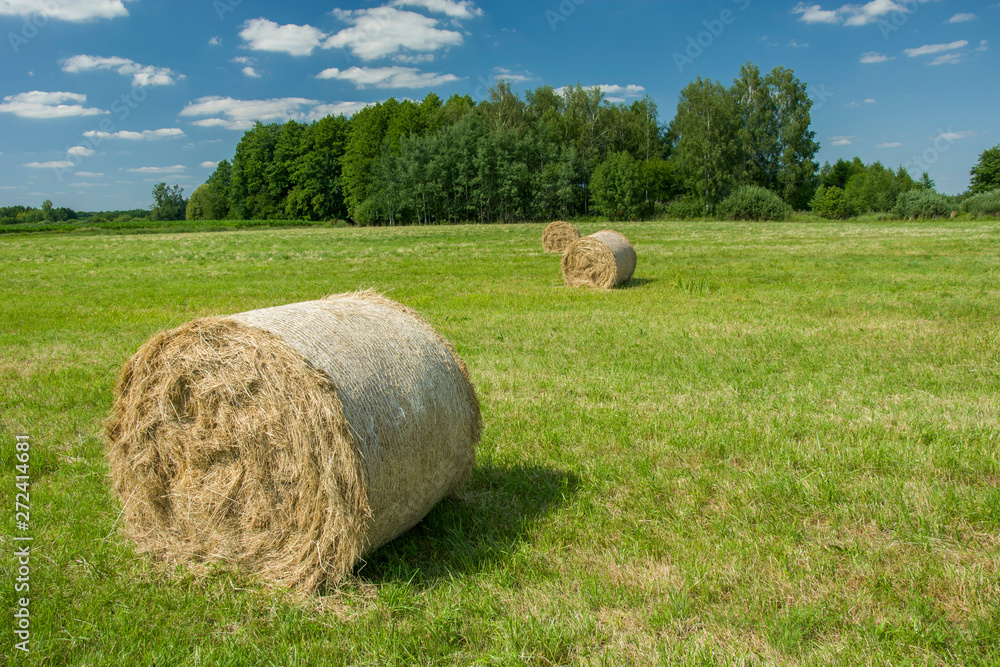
[105,291,480,592]
[560,230,637,289]
[541,220,580,253]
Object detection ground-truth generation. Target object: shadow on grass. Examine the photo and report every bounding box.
[618,277,656,289]
[349,462,579,587]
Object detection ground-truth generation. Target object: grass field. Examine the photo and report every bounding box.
[2,219,999,665]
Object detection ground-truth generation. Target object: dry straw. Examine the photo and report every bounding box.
[541,220,580,253]
[105,291,480,593]
[560,230,637,289]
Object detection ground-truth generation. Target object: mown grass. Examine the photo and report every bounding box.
[1,219,999,665]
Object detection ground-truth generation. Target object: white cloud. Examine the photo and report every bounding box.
[976,40,989,52]
[947,13,977,23]
[243,66,262,78]
[928,53,966,65]
[200,161,219,169]
[0,91,106,118]
[324,7,463,61]
[830,136,853,146]
[83,128,185,140]
[842,0,908,26]
[864,98,875,103]
[493,67,536,83]
[239,18,327,56]
[75,171,104,177]
[67,146,95,157]
[845,101,861,108]
[0,0,134,22]
[180,96,368,130]
[935,130,976,141]
[317,66,459,89]
[125,165,186,174]
[67,182,106,187]
[876,142,902,148]
[555,84,646,104]
[787,39,809,48]
[24,160,74,168]
[791,3,841,23]
[859,51,893,63]
[209,36,221,46]
[389,0,483,19]
[904,40,968,57]
[793,0,932,26]
[307,101,373,119]
[61,55,182,86]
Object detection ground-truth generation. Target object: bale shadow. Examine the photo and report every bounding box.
[349,462,579,586]
[618,277,656,289]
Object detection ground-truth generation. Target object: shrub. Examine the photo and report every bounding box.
[810,185,856,220]
[961,189,1000,218]
[893,189,952,219]
[717,185,791,221]
[663,197,707,220]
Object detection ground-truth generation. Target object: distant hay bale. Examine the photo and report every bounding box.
[542,220,580,253]
[560,230,637,289]
[105,291,480,593]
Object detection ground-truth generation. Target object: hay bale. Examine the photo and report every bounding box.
[542,220,580,253]
[105,291,480,592]
[560,230,637,289]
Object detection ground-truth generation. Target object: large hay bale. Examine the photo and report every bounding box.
[560,230,637,289]
[105,291,480,592]
[541,220,580,253]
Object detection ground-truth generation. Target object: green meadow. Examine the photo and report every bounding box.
[2,219,999,665]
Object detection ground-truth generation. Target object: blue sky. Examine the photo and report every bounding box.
[1,0,997,210]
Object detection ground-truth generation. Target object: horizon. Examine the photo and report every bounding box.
[1,0,997,211]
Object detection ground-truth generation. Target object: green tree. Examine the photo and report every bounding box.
[730,63,819,209]
[969,144,1000,194]
[151,183,186,221]
[591,151,642,221]
[41,199,53,221]
[670,77,738,211]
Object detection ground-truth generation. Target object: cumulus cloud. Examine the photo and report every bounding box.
[0,91,106,118]
[555,84,646,104]
[492,67,536,83]
[389,0,483,19]
[200,161,219,169]
[790,3,841,23]
[829,136,853,146]
[324,7,463,61]
[904,40,969,57]
[792,0,931,26]
[947,13,977,23]
[859,51,893,63]
[124,165,186,174]
[239,18,327,56]
[75,171,104,177]
[317,65,459,89]
[934,130,976,141]
[0,0,135,22]
[180,96,370,130]
[61,55,182,86]
[23,160,74,168]
[67,146,95,156]
[82,128,185,140]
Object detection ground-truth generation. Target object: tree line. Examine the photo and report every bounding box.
[188,62,823,224]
